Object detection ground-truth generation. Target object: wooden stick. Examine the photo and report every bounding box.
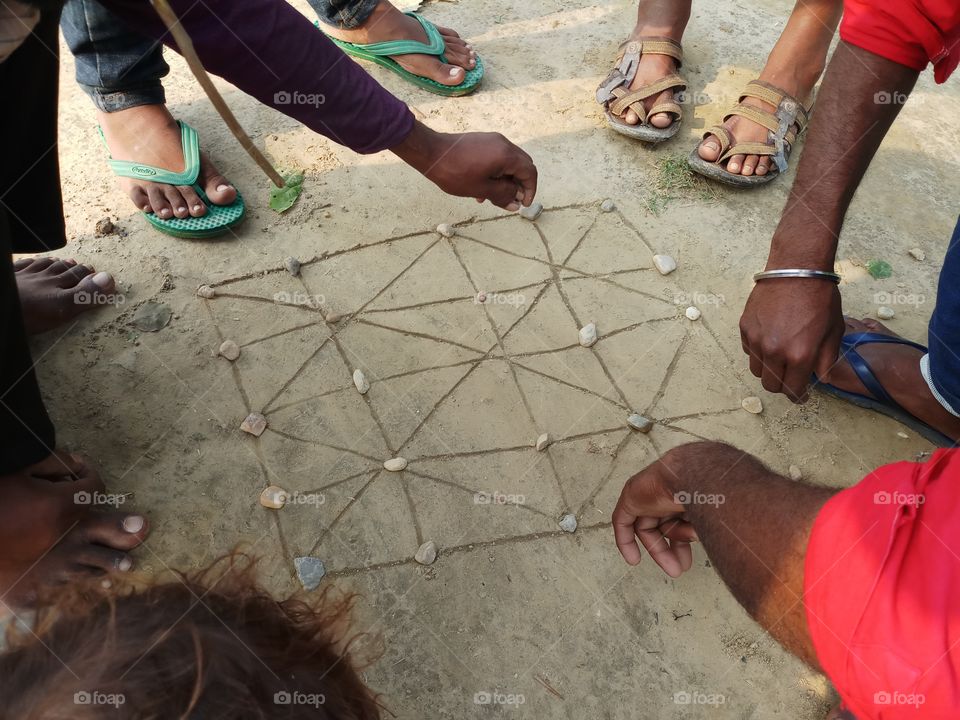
[149,0,285,187]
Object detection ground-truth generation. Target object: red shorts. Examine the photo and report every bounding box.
[804,449,960,719]
[841,0,960,82]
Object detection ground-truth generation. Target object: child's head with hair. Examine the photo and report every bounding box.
[0,554,383,719]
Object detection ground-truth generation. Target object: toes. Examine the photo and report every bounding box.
[28,450,90,480]
[755,156,772,176]
[698,135,722,162]
[17,257,57,273]
[54,263,94,289]
[163,186,190,218]
[623,107,641,125]
[71,544,134,574]
[14,257,39,271]
[400,54,465,86]
[129,185,151,215]
[648,112,673,129]
[435,25,462,42]
[176,184,206,217]
[145,186,173,218]
[725,154,746,174]
[43,260,75,275]
[740,155,760,177]
[78,512,150,551]
[73,270,116,298]
[200,155,237,207]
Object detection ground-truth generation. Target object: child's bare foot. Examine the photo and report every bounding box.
[0,452,149,609]
[323,1,477,86]
[819,318,960,443]
[15,257,116,335]
[98,103,237,219]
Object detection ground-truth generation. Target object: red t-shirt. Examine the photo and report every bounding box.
[841,0,960,82]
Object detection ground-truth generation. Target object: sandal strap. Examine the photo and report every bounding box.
[718,141,781,163]
[702,125,733,156]
[343,13,445,58]
[740,79,810,131]
[608,73,686,116]
[839,332,928,411]
[596,37,683,104]
[100,120,201,187]
[645,100,683,123]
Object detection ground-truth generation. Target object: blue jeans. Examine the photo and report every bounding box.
[924,216,960,415]
[60,0,381,112]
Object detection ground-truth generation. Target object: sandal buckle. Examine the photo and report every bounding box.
[770,100,798,173]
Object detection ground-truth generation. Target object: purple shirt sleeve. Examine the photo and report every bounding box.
[98,0,415,154]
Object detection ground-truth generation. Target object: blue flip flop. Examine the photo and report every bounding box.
[813,331,956,447]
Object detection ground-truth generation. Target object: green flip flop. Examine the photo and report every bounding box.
[99,121,246,239]
[319,13,484,97]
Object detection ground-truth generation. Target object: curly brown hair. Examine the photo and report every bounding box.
[0,554,384,719]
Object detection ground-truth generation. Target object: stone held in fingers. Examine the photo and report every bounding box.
[685,306,701,321]
[384,457,407,472]
[197,285,216,299]
[600,199,616,213]
[259,485,288,509]
[284,256,301,276]
[559,513,578,533]
[240,412,268,436]
[219,339,240,361]
[536,433,551,451]
[627,414,653,433]
[878,306,896,320]
[741,397,763,415]
[579,322,598,347]
[132,302,173,332]
[415,540,438,566]
[353,368,370,394]
[436,223,456,238]
[653,254,677,276]
[519,201,543,221]
[294,556,326,591]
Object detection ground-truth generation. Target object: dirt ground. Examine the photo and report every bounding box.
[32,0,960,717]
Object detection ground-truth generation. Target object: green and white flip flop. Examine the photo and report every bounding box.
[99,121,246,239]
[319,13,484,97]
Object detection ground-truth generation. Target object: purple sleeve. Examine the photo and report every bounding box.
[98,0,414,154]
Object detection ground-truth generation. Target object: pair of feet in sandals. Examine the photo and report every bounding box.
[101,3,477,222]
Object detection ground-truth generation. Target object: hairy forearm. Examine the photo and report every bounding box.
[660,442,834,666]
[767,42,920,270]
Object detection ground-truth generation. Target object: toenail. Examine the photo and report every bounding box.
[216,184,232,192]
[192,204,203,212]
[65,259,77,266]
[123,515,145,533]
[506,202,520,212]
[176,206,187,213]
[92,271,113,288]
[142,205,151,212]
[117,557,133,572]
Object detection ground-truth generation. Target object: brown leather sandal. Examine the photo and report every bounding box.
[687,79,811,187]
[596,37,685,143]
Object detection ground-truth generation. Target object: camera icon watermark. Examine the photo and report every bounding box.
[874,291,925,308]
[274,691,326,708]
[873,91,909,105]
[873,490,925,507]
[74,691,126,708]
[474,291,527,307]
[673,690,726,706]
[873,690,925,708]
[474,490,526,507]
[273,90,326,108]
[474,690,526,706]
[673,290,724,307]
[75,290,125,307]
[673,491,725,507]
[74,490,127,508]
[273,291,325,308]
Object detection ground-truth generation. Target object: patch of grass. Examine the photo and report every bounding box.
[643,153,722,215]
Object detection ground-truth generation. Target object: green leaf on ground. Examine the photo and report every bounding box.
[867,259,893,279]
[270,172,305,213]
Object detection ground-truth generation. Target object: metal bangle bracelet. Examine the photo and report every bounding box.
[753,269,841,284]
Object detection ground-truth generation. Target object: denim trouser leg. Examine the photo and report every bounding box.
[60,0,169,112]
[308,0,381,29]
[922,216,960,416]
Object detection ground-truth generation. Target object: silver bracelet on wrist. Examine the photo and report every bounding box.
[753,269,841,284]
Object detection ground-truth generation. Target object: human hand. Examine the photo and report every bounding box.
[739,278,844,402]
[392,122,537,210]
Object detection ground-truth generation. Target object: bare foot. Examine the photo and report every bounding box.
[819,318,960,443]
[0,452,149,609]
[15,257,116,335]
[98,103,237,219]
[323,1,477,86]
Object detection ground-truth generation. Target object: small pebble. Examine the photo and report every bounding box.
[536,433,551,451]
[908,248,925,262]
[436,223,456,238]
[788,465,803,481]
[196,285,216,299]
[240,412,268,437]
[294,556,326,591]
[325,312,342,324]
[323,210,332,219]
[897,431,909,439]
[384,457,408,472]
[653,254,677,275]
[415,540,438,566]
[741,397,763,415]
[218,339,240,361]
[132,302,172,332]
[558,513,578,533]
[259,485,288,509]
[877,306,896,320]
[519,201,543,221]
[627,414,653,433]
[284,256,301,276]
[579,322,598,347]
[600,199,616,213]
[476,291,487,303]
[685,306,701,321]
[95,217,115,236]
[353,369,370,394]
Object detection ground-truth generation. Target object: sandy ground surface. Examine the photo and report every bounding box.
[29,0,960,717]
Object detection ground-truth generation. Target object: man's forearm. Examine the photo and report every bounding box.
[767,42,920,270]
[661,443,834,666]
